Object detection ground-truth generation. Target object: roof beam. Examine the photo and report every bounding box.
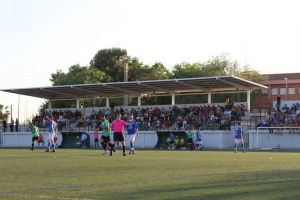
[104,84,140,95]
[217,77,248,90]
[40,88,78,98]
[70,86,108,96]
[139,82,172,94]
[175,80,209,92]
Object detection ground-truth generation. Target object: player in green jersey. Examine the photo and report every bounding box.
[31,124,39,150]
[100,114,111,155]
[187,128,195,150]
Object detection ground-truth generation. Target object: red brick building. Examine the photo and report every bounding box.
[255,73,300,111]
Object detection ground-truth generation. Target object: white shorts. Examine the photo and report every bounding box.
[128,134,137,143]
[235,138,243,143]
[195,141,203,145]
[48,132,55,141]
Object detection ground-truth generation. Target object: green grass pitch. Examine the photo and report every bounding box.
[1,149,300,200]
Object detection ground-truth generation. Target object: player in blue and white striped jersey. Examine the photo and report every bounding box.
[234,122,245,153]
[45,115,57,152]
[125,113,139,155]
[195,128,203,151]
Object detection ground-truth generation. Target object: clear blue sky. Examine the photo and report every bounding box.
[1,0,300,123]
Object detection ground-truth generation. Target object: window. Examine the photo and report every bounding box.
[261,89,268,95]
[271,88,278,95]
[280,88,286,95]
[288,88,295,95]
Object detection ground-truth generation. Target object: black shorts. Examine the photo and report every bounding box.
[38,140,44,144]
[94,138,99,143]
[188,138,193,143]
[113,132,124,142]
[101,135,110,143]
[32,136,38,142]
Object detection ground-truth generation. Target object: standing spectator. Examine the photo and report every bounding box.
[94,127,100,149]
[10,118,14,132]
[15,118,19,132]
[81,132,88,149]
[2,119,7,132]
[109,113,127,156]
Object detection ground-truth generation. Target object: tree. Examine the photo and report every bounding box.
[172,62,205,79]
[0,104,9,122]
[239,68,266,83]
[203,54,241,76]
[171,54,241,79]
[50,64,112,86]
[239,68,267,109]
[47,64,113,109]
[131,62,171,81]
[90,48,127,82]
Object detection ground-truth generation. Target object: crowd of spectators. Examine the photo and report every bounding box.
[256,103,300,130]
[31,104,246,131]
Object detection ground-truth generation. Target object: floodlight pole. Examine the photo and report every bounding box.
[121,55,130,106]
[284,77,288,102]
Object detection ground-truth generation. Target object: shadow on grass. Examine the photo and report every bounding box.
[111,169,300,200]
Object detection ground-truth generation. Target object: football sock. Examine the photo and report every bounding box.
[122,145,125,153]
[101,142,107,150]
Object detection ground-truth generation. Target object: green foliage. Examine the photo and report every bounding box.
[240,69,267,83]
[90,48,128,82]
[172,62,205,78]
[0,104,9,122]
[239,69,267,109]
[132,62,171,81]
[205,54,240,76]
[172,54,241,79]
[50,64,112,86]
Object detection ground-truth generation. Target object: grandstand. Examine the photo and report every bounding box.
[3,76,300,150]
[2,76,262,130]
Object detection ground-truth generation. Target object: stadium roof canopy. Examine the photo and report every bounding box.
[1,76,267,100]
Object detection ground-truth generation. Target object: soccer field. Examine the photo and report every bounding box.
[0,149,300,200]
